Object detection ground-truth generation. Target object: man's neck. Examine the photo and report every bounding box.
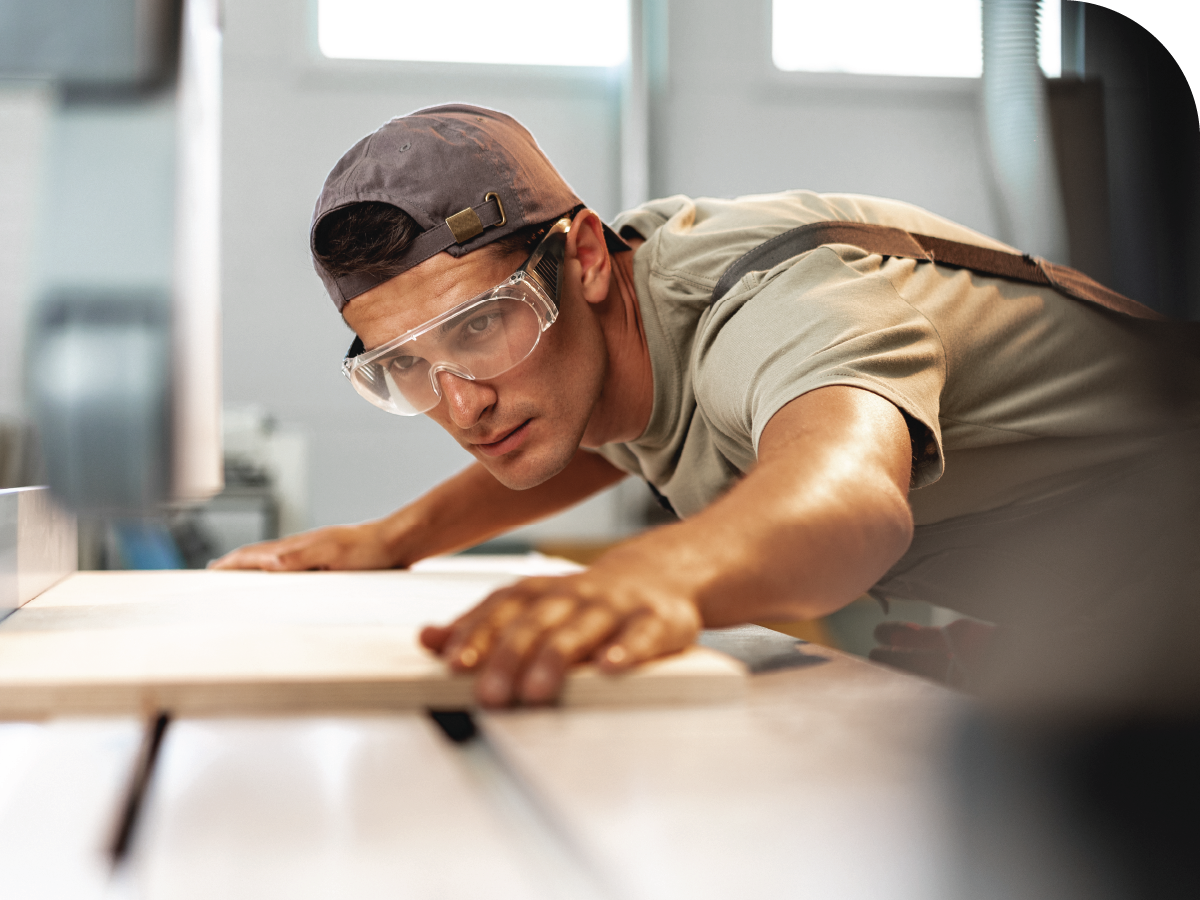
[581,241,653,448]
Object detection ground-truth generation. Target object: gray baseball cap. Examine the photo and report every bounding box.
[311,103,628,311]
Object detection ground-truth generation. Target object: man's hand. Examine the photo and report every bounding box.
[419,549,703,706]
[208,522,397,570]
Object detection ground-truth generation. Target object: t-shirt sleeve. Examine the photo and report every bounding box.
[693,246,947,488]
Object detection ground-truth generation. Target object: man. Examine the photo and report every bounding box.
[215,104,1199,708]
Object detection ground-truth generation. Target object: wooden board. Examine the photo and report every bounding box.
[0,564,745,718]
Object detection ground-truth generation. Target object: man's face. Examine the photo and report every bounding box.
[342,243,608,490]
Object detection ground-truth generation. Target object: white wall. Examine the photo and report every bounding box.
[654,0,1000,235]
[220,0,1001,536]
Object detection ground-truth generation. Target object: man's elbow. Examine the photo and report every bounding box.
[774,488,914,622]
[855,484,914,604]
[877,486,915,564]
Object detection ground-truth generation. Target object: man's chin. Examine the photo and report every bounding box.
[479,446,573,491]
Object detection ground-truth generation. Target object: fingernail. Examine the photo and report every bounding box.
[478,672,508,704]
[605,646,627,665]
[524,667,552,698]
[459,647,479,668]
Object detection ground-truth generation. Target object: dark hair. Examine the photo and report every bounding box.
[313,201,557,281]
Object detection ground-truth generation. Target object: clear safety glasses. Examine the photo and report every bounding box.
[341,216,571,416]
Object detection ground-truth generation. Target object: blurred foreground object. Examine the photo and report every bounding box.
[953,712,1200,900]
[169,0,222,505]
[948,427,1200,900]
[0,0,179,88]
[10,0,222,514]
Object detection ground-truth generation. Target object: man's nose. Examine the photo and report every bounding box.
[435,369,495,428]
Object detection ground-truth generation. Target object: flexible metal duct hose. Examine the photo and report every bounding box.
[982,0,1069,263]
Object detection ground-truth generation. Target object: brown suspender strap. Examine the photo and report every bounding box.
[710,220,1166,321]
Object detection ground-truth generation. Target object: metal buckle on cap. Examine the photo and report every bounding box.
[446,207,484,243]
[445,193,507,244]
[485,192,506,227]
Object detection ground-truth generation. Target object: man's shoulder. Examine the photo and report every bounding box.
[614,190,845,244]
[612,191,1012,289]
[613,192,836,294]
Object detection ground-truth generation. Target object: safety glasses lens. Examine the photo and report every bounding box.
[349,296,542,415]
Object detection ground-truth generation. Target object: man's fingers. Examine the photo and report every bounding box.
[207,523,395,572]
[942,619,995,661]
[208,546,281,570]
[474,596,578,706]
[210,537,325,571]
[441,596,529,674]
[434,577,570,670]
[519,603,621,704]
[419,624,452,652]
[275,533,371,570]
[596,610,689,674]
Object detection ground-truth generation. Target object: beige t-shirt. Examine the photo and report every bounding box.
[596,192,1197,531]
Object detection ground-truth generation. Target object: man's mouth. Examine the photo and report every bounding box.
[472,420,531,457]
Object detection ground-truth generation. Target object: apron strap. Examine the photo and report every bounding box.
[711,220,1165,321]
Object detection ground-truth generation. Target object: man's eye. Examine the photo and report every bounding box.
[464,312,500,335]
[388,355,421,372]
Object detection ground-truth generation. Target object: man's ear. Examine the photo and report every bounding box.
[566,209,611,305]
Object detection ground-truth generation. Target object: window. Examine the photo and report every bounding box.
[772,0,1060,78]
[317,0,630,68]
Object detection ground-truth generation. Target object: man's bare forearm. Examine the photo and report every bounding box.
[587,386,915,625]
[379,449,627,566]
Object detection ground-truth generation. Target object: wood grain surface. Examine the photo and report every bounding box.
[0,566,745,718]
